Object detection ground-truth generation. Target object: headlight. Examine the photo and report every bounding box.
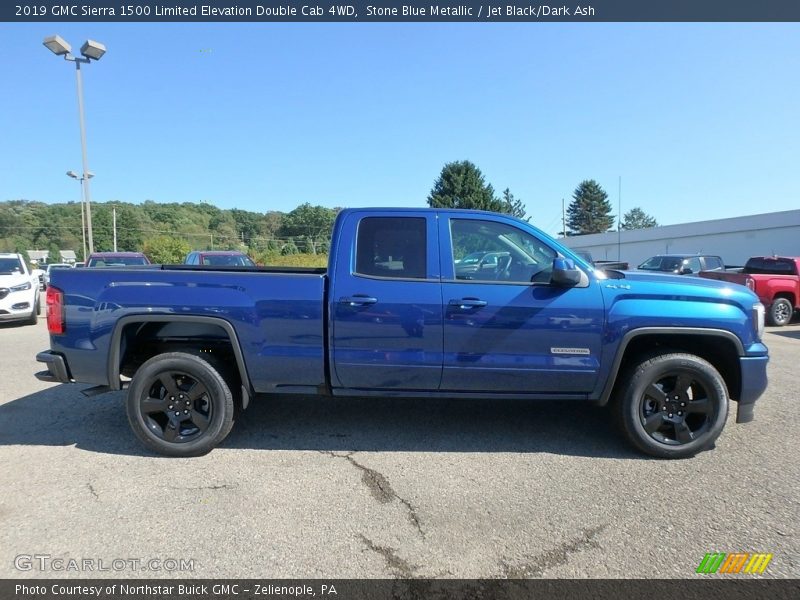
[753,303,765,341]
[10,281,32,292]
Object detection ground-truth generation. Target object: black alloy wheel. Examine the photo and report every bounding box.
[615,352,728,459]
[138,371,213,443]
[126,352,235,457]
[639,372,715,446]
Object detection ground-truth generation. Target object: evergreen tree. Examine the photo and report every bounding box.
[502,188,528,220]
[567,180,614,235]
[427,161,504,212]
[621,207,658,230]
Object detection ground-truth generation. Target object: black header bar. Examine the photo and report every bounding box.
[5,1,800,22]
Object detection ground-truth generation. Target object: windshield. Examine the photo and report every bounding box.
[456,252,487,265]
[201,254,255,266]
[88,256,149,267]
[0,257,23,274]
[638,256,683,271]
[47,264,71,272]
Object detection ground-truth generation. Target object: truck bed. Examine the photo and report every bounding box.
[47,265,328,394]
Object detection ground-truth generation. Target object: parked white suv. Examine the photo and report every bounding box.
[0,253,40,325]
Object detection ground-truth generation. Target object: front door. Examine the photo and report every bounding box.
[440,215,605,394]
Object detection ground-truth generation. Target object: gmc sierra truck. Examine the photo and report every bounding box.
[36,208,769,458]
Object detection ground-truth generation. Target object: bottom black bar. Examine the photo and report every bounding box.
[2,579,799,600]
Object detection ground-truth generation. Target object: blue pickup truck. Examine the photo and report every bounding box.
[36,208,769,458]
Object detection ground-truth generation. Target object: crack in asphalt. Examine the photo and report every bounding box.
[321,451,425,538]
[167,484,238,491]
[86,483,99,501]
[500,524,608,578]
[359,534,416,578]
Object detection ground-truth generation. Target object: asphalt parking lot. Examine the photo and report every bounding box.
[0,309,798,579]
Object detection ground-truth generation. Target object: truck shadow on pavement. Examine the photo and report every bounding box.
[769,328,800,341]
[0,385,645,459]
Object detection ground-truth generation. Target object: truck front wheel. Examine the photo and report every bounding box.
[768,298,793,327]
[613,353,728,459]
[126,352,235,457]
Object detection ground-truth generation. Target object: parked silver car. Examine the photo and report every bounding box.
[43,263,73,289]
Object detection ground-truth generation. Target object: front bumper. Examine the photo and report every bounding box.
[0,288,37,321]
[35,351,72,383]
[735,354,769,423]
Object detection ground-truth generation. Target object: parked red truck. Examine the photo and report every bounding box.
[700,256,800,326]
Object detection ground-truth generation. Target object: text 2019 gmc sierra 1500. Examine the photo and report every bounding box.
[36,208,769,458]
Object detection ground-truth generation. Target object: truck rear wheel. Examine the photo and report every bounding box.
[126,352,235,457]
[768,298,793,327]
[613,353,728,459]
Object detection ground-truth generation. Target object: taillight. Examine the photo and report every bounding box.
[46,286,65,334]
[745,277,755,291]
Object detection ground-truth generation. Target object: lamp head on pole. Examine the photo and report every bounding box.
[43,35,72,56]
[66,170,78,179]
[80,40,106,61]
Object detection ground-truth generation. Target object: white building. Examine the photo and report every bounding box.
[561,209,800,268]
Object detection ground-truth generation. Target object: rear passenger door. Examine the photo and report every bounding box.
[330,211,443,391]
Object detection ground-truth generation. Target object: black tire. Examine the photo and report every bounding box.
[613,352,728,459]
[25,295,39,325]
[126,352,235,457]
[767,298,793,327]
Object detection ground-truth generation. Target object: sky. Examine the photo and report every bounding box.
[1,22,798,236]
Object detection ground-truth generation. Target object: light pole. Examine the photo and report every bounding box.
[44,35,106,255]
[67,170,94,260]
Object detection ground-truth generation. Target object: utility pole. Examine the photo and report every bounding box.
[561,198,566,238]
[44,36,107,255]
[618,176,622,261]
[112,206,117,251]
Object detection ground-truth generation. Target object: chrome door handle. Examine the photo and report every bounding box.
[449,298,488,310]
[340,295,378,306]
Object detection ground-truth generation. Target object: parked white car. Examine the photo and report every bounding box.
[43,263,73,289]
[0,253,40,325]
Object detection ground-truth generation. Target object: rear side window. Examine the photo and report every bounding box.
[703,256,723,270]
[355,217,427,279]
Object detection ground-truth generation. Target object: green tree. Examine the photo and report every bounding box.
[142,236,191,264]
[427,161,504,212]
[621,207,658,230]
[501,188,528,220]
[279,203,337,254]
[567,180,614,235]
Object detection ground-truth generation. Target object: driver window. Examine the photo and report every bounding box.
[450,219,557,284]
[686,257,702,273]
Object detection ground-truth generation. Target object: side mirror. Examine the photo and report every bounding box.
[680,267,693,275]
[551,258,581,287]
